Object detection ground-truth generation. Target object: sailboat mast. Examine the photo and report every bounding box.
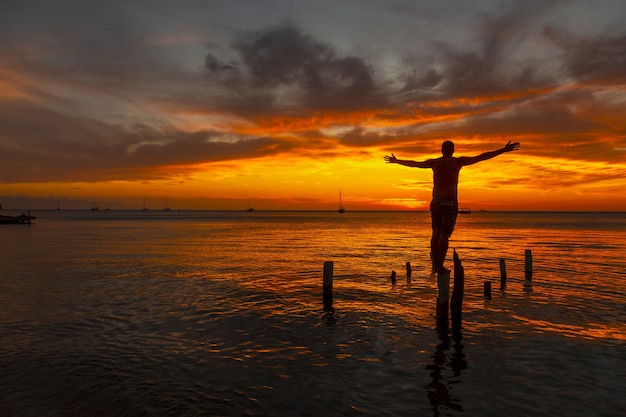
[338,189,345,213]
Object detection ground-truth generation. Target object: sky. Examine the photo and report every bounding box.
[1,0,625,211]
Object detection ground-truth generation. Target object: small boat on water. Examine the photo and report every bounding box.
[338,189,345,213]
[458,208,471,214]
[0,211,36,224]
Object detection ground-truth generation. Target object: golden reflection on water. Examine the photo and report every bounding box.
[511,316,626,341]
[2,211,625,417]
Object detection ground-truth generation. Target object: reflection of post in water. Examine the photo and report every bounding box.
[427,321,467,414]
[427,325,467,415]
[428,250,467,415]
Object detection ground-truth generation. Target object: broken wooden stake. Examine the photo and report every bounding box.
[525,249,533,279]
[484,281,492,299]
[450,250,464,336]
[499,258,507,289]
[436,270,450,326]
[323,261,334,312]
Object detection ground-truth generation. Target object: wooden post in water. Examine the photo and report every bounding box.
[323,261,334,312]
[499,258,507,289]
[484,281,492,299]
[525,250,533,279]
[450,250,464,335]
[436,270,450,326]
[390,270,397,285]
[406,262,412,282]
[524,249,533,290]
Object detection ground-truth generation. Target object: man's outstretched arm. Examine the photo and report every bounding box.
[459,141,520,166]
[384,153,434,168]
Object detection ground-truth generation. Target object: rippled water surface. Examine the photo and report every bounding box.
[1,210,625,416]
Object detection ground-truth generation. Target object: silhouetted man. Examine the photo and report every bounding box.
[385,140,520,274]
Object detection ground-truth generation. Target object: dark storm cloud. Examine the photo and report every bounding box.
[203,25,385,112]
[395,1,559,101]
[543,27,626,85]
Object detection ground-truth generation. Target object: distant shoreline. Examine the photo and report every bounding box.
[2,208,625,214]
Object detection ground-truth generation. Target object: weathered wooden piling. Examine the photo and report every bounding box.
[525,250,533,279]
[406,261,412,282]
[524,249,533,290]
[323,261,334,312]
[436,270,450,325]
[499,258,507,289]
[390,270,397,285]
[450,250,464,334]
[484,281,492,299]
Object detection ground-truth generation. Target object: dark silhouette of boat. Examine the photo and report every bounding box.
[0,211,35,224]
[338,189,345,213]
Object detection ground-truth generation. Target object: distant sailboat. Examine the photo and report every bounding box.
[142,201,149,211]
[90,198,99,211]
[338,189,345,213]
[247,197,255,212]
[162,198,171,211]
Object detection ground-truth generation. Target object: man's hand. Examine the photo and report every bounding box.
[504,141,520,152]
[384,153,397,163]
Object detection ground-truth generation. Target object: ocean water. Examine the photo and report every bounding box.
[0,210,624,417]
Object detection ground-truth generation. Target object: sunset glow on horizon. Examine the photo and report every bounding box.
[1,1,625,211]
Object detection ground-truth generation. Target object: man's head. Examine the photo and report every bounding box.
[442,140,454,157]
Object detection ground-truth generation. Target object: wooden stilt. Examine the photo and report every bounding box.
[484,281,492,299]
[406,261,412,282]
[323,261,334,312]
[525,250,533,279]
[450,250,464,337]
[524,249,533,290]
[499,258,507,289]
[436,271,450,326]
[390,270,396,285]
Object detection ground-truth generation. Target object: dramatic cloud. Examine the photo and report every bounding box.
[0,0,625,209]
[544,27,626,85]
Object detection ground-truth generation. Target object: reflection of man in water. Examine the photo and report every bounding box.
[385,140,520,274]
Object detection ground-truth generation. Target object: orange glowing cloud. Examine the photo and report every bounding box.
[0,4,625,210]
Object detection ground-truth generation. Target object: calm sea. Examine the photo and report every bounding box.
[1,210,624,417]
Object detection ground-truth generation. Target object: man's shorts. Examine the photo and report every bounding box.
[430,197,458,237]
